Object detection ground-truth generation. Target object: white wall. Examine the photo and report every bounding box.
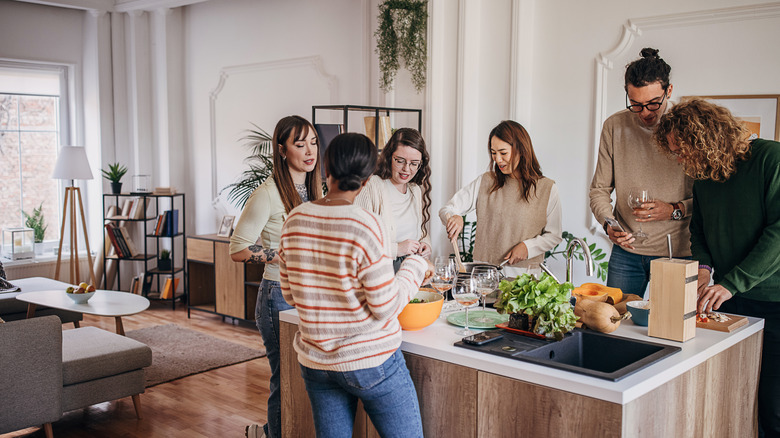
[183,0,369,233]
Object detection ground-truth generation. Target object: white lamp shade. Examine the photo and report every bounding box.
[52,145,94,180]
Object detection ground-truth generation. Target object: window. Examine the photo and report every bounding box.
[0,64,68,243]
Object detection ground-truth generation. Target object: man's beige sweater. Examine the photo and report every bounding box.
[589,109,693,257]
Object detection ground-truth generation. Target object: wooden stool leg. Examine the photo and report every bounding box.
[132,394,142,419]
[43,423,53,438]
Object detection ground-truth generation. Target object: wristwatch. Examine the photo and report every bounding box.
[671,202,683,220]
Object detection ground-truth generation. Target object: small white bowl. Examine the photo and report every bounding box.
[66,290,96,304]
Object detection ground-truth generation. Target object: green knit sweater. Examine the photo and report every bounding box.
[690,139,780,301]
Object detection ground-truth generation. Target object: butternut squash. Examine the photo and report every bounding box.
[574,299,629,333]
[613,293,644,315]
[573,283,623,305]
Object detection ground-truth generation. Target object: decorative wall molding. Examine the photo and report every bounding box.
[208,55,339,199]
[588,1,780,230]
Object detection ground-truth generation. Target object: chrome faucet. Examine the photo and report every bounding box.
[565,237,594,283]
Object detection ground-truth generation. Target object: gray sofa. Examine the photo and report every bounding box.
[0,277,82,325]
[0,315,153,437]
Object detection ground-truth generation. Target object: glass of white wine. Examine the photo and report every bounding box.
[471,265,499,323]
[431,256,455,301]
[628,188,652,240]
[452,278,479,336]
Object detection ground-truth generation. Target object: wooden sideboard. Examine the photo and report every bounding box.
[186,234,263,321]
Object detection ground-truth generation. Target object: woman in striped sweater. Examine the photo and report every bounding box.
[279,133,432,438]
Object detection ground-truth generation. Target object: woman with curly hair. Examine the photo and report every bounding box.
[439,120,562,277]
[655,98,780,436]
[355,128,432,271]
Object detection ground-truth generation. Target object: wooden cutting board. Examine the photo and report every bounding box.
[696,313,749,332]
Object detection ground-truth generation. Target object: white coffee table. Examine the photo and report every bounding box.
[17,290,150,336]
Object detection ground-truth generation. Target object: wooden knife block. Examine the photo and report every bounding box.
[648,258,698,342]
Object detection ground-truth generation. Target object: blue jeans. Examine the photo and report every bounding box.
[299,349,423,438]
[607,246,691,298]
[256,279,294,438]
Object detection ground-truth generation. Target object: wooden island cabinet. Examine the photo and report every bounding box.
[280,311,763,437]
[186,234,263,321]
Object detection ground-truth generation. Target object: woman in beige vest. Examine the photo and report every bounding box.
[355,128,432,271]
[439,120,562,278]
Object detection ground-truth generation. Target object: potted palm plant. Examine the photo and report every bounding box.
[22,203,47,255]
[102,163,128,194]
[221,124,274,209]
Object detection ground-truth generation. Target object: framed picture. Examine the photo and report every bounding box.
[217,215,235,237]
[695,95,780,141]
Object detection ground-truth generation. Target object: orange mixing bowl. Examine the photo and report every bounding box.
[398,290,444,331]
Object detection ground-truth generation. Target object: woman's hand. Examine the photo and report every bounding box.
[423,258,435,284]
[398,240,421,256]
[446,215,464,240]
[416,242,432,258]
[504,242,528,265]
[634,201,674,222]
[606,227,635,250]
[697,284,732,314]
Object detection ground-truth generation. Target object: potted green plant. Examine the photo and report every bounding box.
[102,163,128,194]
[220,124,274,209]
[22,203,47,255]
[375,0,428,93]
[158,249,171,271]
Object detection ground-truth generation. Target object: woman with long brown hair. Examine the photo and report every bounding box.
[355,128,432,270]
[439,120,562,277]
[229,115,322,438]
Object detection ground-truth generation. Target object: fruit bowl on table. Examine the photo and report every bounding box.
[398,290,444,331]
[65,290,96,304]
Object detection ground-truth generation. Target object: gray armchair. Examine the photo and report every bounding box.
[0,315,62,438]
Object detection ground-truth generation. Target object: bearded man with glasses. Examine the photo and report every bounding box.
[589,48,693,298]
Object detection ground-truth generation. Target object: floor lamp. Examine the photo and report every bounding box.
[52,145,97,285]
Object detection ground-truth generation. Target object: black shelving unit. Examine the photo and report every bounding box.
[102,193,187,309]
[311,104,423,138]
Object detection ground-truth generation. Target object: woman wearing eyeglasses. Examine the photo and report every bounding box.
[355,128,432,270]
[439,120,562,278]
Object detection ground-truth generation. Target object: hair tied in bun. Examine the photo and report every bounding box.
[640,47,660,59]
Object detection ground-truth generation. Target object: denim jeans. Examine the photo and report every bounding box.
[299,349,423,438]
[606,246,656,298]
[256,279,294,438]
[719,295,780,438]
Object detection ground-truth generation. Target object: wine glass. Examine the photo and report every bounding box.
[431,256,455,304]
[627,188,652,240]
[452,278,479,336]
[471,266,499,323]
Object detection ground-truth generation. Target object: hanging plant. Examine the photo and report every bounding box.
[375,0,428,93]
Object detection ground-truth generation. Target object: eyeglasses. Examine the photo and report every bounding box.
[392,156,421,170]
[626,90,668,113]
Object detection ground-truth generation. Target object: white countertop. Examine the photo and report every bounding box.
[280,308,764,405]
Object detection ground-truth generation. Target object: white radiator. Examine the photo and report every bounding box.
[5,256,92,282]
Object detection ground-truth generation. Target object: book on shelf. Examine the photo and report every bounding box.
[128,196,150,220]
[142,272,154,295]
[118,226,140,257]
[154,186,176,195]
[161,277,180,299]
[165,209,179,236]
[129,275,139,294]
[136,272,145,295]
[104,223,125,258]
[154,213,166,236]
[314,123,344,178]
[112,226,131,258]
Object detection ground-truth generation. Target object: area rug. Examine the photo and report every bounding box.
[126,324,266,387]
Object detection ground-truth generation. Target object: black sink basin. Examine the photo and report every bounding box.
[455,329,680,381]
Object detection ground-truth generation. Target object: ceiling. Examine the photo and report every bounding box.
[13,0,208,13]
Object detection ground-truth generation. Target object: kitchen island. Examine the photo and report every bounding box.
[279,309,763,437]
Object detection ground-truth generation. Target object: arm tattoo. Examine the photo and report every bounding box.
[246,244,277,263]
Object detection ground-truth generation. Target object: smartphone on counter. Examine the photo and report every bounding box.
[604,217,626,233]
[462,331,504,346]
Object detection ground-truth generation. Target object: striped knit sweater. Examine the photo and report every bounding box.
[279,202,428,372]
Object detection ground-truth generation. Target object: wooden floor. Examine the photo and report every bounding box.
[2,302,272,438]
